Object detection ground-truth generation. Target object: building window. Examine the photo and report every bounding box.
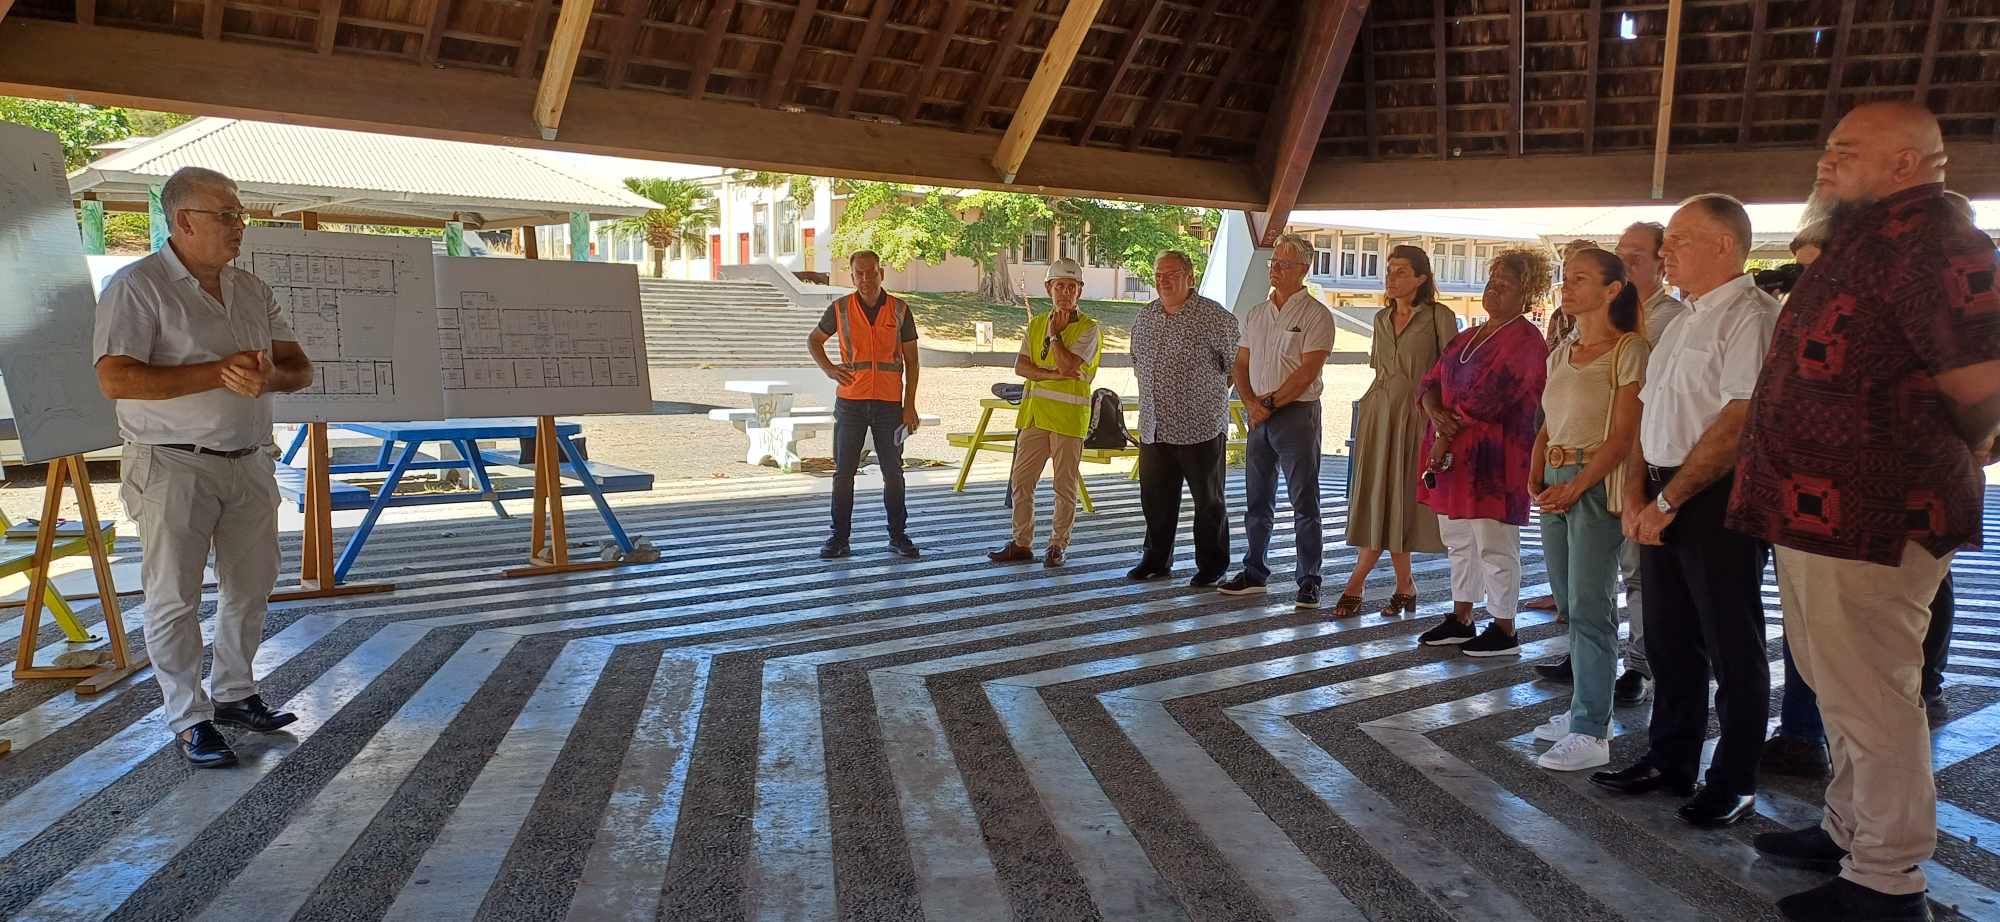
[1360,236,1381,278]
[1023,228,1051,263]
[1450,243,1468,285]
[1340,236,1359,277]
[778,201,798,256]
[753,204,769,258]
[1312,235,1335,275]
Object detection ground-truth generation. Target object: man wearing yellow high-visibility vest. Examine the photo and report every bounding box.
[988,257,1102,568]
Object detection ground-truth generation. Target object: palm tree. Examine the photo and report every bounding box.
[616,177,718,278]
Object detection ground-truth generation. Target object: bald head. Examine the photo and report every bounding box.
[1817,102,1947,205]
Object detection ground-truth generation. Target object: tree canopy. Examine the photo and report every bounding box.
[0,98,192,170]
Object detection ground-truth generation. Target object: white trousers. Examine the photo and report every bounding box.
[120,444,283,734]
[1438,515,1521,620]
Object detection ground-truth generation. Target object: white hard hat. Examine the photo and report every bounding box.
[1046,257,1084,284]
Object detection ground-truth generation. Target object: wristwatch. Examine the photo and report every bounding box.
[1654,492,1675,515]
[1261,395,1277,411]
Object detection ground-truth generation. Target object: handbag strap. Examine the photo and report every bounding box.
[1600,332,1636,444]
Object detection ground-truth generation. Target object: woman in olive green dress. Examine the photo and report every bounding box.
[1333,245,1459,617]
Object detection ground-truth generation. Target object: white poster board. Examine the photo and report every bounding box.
[433,257,652,418]
[0,124,121,463]
[235,228,445,422]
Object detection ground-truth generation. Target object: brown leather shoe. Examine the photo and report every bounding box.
[988,542,1034,563]
[1525,595,1559,611]
[1043,546,1066,568]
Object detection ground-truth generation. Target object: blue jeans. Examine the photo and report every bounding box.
[829,398,907,541]
[1241,401,1322,587]
[1543,462,1624,739]
[1778,573,1954,741]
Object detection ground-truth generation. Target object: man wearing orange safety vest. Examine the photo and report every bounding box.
[988,257,1102,569]
[807,250,923,560]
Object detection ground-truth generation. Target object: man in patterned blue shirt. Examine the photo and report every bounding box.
[1126,250,1240,586]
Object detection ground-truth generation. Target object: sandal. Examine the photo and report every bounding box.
[1381,593,1417,615]
[1330,594,1364,618]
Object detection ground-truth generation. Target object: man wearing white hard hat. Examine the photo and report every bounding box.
[988,257,1102,568]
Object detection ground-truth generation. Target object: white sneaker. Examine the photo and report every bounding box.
[1534,712,1571,742]
[1537,732,1611,772]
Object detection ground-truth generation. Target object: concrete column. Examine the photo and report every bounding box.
[147,185,168,252]
[79,199,106,255]
[1197,210,1273,326]
[568,212,590,261]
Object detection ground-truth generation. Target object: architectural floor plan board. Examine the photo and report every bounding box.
[433,257,652,418]
[0,124,120,463]
[236,228,445,422]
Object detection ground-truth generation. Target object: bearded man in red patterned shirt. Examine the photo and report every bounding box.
[1729,101,2000,922]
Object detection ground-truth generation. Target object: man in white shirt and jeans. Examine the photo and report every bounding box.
[93,166,314,769]
[1218,234,1336,607]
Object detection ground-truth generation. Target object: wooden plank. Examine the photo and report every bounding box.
[601,0,650,89]
[1508,0,1523,156]
[1361,19,1379,160]
[960,0,1039,132]
[73,0,91,26]
[991,0,1106,182]
[1124,0,1224,152]
[1817,0,1855,142]
[1582,0,1600,152]
[1073,2,1162,145]
[513,0,554,77]
[315,0,341,53]
[899,0,971,125]
[1734,0,1763,146]
[1914,0,1946,101]
[532,0,596,139]
[1433,0,1448,158]
[0,18,1265,208]
[1174,0,1280,157]
[418,0,451,63]
[688,0,739,100]
[1649,0,1684,198]
[833,0,893,116]
[202,0,225,40]
[760,0,817,108]
[1252,0,1370,246]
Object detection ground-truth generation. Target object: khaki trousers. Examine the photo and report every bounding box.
[120,444,283,734]
[1009,426,1083,549]
[1774,542,1953,896]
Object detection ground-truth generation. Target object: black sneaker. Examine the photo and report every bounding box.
[176,721,238,769]
[1127,561,1171,581]
[820,537,851,560]
[1754,825,1849,873]
[214,694,297,733]
[1614,669,1652,706]
[1777,877,1933,922]
[888,535,920,558]
[1460,623,1521,657]
[1216,572,1267,595]
[1418,616,1477,647]
[1534,655,1574,683]
[1188,571,1225,589]
[1760,733,1831,779]
[1295,584,1321,609]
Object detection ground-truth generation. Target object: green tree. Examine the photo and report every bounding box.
[0,98,131,169]
[616,177,718,278]
[731,169,823,211]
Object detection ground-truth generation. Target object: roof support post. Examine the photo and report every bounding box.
[531,0,595,140]
[1649,0,1684,199]
[1252,0,1369,246]
[568,211,590,261]
[80,197,105,255]
[990,0,1106,183]
[148,185,167,252]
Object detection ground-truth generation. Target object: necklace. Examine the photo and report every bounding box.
[1459,314,1522,364]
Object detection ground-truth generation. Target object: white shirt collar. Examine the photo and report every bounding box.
[1685,273,1755,313]
[156,240,198,284]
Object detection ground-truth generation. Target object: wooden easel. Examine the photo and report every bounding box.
[503,415,622,579]
[13,454,147,694]
[269,421,396,601]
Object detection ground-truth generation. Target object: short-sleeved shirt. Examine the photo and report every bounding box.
[1728,183,2000,565]
[92,243,297,452]
[1129,293,1239,445]
[1641,286,1688,346]
[1242,288,1336,400]
[1544,334,1649,451]
[816,291,919,342]
[1637,273,1779,467]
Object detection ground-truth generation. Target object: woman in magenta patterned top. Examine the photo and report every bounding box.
[1411,248,1551,657]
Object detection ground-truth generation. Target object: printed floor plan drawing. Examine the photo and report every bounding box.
[439,292,643,392]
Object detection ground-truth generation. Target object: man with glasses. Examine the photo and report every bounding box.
[93,166,314,769]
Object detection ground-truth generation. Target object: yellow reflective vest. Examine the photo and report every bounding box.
[1018,309,1102,439]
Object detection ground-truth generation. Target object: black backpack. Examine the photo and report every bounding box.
[1084,388,1133,449]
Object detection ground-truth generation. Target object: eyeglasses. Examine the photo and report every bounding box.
[182,208,251,225]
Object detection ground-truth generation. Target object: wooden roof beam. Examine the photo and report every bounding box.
[1734,0,1763,147]
[315,0,341,53]
[1582,0,1600,152]
[899,0,972,125]
[1914,0,1946,101]
[959,0,1038,131]
[1252,0,1369,246]
[1649,0,1684,199]
[761,0,817,108]
[202,0,225,40]
[1432,0,1448,159]
[688,0,738,101]
[513,0,554,77]
[1124,0,1225,152]
[1174,0,1280,157]
[1073,2,1163,145]
[1816,0,1856,142]
[601,0,650,89]
[833,0,892,116]
[531,0,595,140]
[991,0,1105,183]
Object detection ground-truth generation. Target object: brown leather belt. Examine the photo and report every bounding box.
[1546,444,1590,468]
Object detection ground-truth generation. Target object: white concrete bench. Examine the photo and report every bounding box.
[767,412,941,473]
[709,405,830,467]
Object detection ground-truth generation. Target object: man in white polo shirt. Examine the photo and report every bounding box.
[1217,233,1336,608]
[93,166,314,769]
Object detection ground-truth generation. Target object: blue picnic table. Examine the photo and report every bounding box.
[277,418,651,582]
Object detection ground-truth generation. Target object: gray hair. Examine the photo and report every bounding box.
[1624,221,1665,256]
[1153,249,1195,277]
[160,167,238,223]
[1677,193,1753,261]
[1272,233,1316,263]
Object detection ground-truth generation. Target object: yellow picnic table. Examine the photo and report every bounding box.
[1,510,114,645]
[949,396,1248,513]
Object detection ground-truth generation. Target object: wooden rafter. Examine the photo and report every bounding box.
[899,0,971,125]
[315,0,341,53]
[531,0,596,140]
[1582,0,1600,153]
[833,0,892,116]
[202,0,225,41]
[1650,0,1684,199]
[1735,0,1764,147]
[1508,0,1523,156]
[1914,0,1946,102]
[1124,0,1224,152]
[1816,0,1855,142]
[513,0,554,77]
[1174,0,1279,157]
[1432,0,1448,159]
[960,0,1039,132]
[1253,0,1369,246]
[601,0,650,89]
[1361,19,1379,160]
[991,0,1105,182]
[688,0,739,101]
[1073,2,1162,145]
[761,0,818,108]
[74,0,92,26]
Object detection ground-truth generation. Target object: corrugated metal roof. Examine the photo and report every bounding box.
[71,118,659,216]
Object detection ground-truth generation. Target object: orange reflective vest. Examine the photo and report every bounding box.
[834,292,907,403]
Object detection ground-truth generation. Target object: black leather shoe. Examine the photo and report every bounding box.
[1126,562,1171,581]
[1925,696,1948,728]
[1778,877,1933,922]
[1188,571,1225,589]
[1534,655,1574,683]
[1760,733,1831,779]
[1614,669,1651,706]
[819,538,851,560]
[1589,762,1696,797]
[888,535,920,558]
[1678,786,1756,828]
[1755,825,1849,873]
[177,721,238,769]
[214,694,297,733]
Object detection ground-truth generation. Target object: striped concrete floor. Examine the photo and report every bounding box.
[1,464,1997,922]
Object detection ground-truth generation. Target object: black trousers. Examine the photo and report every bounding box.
[1924,574,1953,701]
[1639,470,1772,796]
[1138,434,1230,577]
[829,398,907,541]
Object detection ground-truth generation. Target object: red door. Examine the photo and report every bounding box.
[710,234,722,280]
[737,233,750,264]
